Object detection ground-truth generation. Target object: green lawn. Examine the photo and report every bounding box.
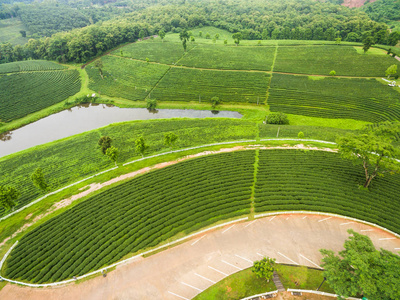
[274,45,400,77]
[268,74,400,123]
[178,44,276,71]
[152,67,270,103]
[87,55,169,101]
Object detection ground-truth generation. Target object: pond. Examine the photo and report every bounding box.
[0,104,242,158]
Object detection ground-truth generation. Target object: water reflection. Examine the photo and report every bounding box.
[0,104,241,158]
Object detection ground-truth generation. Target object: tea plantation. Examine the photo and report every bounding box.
[0,60,65,74]
[3,151,255,283]
[0,69,80,122]
[4,149,400,283]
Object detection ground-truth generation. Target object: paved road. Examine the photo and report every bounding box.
[1,214,399,300]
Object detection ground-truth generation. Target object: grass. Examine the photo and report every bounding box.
[193,265,334,300]
[114,39,191,64]
[268,74,400,123]
[274,45,400,76]
[87,55,169,101]
[0,18,29,45]
[151,67,270,103]
[178,44,275,71]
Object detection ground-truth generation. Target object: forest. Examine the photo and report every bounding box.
[0,0,399,64]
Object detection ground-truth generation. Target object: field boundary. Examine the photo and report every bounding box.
[0,218,248,287]
[254,211,400,238]
[0,139,336,222]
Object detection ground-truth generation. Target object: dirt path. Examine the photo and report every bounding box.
[0,145,335,250]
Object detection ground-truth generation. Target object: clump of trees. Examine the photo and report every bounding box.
[146,98,157,112]
[266,112,289,125]
[135,136,149,157]
[30,167,49,192]
[98,136,113,154]
[320,229,400,300]
[0,185,19,210]
[164,132,178,148]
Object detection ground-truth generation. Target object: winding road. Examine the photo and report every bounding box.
[1,213,399,300]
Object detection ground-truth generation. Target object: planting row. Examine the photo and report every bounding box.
[0,60,65,74]
[4,151,255,283]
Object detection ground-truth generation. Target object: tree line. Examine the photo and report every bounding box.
[1,0,399,64]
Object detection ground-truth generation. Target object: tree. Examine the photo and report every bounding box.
[105,146,118,166]
[190,36,195,42]
[159,29,166,42]
[146,98,157,111]
[199,31,202,37]
[298,131,304,139]
[211,96,221,108]
[139,29,145,40]
[336,126,400,188]
[164,132,178,147]
[146,57,150,63]
[266,112,289,125]
[252,257,276,282]
[224,39,228,45]
[94,59,104,79]
[329,70,336,76]
[0,185,19,210]
[320,230,400,300]
[19,30,26,38]
[30,168,49,192]
[232,32,242,46]
[179,29,189,51]
[214,33,220,40]
[135,136,149,157]
[205,33,210,39]
[335,37,341,45]
[362,35,375,53]
[98,136,112,154]
[385,64,397,79]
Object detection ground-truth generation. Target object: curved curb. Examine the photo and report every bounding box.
[0,218,248,287]
[287,289,360,300]
[0,138,336,222]
[255,211,400,239]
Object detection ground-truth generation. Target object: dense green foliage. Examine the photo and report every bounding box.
[0,0,396,64]
[274,45,400,76]
[0,119,257,217]
[266,112,289,125]
[321,230,400,300]
[152,67,269,104]
[268,74,400,123]
[87,56,169,101]
[0,69,80,122]
[254,150,400,234]
[0,60,65,73]
[4,151,254,283]
[363,0,400,23]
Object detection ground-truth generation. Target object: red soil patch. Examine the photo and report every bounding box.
[342,0,377,8]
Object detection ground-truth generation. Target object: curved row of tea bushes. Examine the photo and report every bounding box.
[0,60,65,74]
[4,151,255,283]
[255,150,400,234]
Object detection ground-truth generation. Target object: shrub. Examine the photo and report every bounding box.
[298,131,304,139]
[329,70,336,76]
[266,112,289,125]
[211,96,221,108]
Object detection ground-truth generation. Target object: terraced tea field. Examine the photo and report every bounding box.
[255,150,400,234]
[0,119,257,218]
[268,74,400,122]
[87,55,169,101]
[274,45,400,76]
[3,151,254,283]
[3,149,400,284]
[151,67,269,103]
[0,69,81,122]
[0,60,66,74]
[178,44,276,70]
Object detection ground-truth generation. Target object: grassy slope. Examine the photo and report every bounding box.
[0,18,29,45]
